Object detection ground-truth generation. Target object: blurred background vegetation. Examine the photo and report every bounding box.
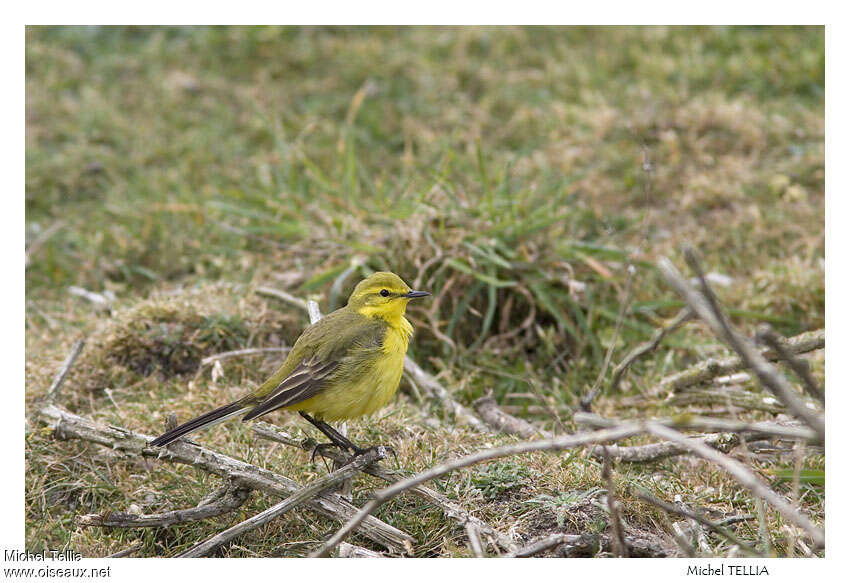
[25,26,824,557]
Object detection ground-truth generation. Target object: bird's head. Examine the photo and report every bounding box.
[347,272,430,321]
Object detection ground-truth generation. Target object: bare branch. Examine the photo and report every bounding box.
[508,534,593,558]
[106,543,142,558]
[580,265,636,411]
[255,286,310,312]
[337,543,384,558]
[573,411,818,442]
[645,423,824,548]
[657,328,824,393]
[668,386,792,414]
[178,448,386,557]
[200,347,288,367]
[634,490,760,556]
[506,532,670,558]
[601,447,628,557]
[610,307,694,392]
[589,433,740,463]
[309,424,646,557]
[658,255,823,443]
[307,299,322,325]
[465,522,486,557]
[68,287,113,311]
[675,494,712,555]
[26,220,65,267]
[252,422,517,553]
[77,485,251,529]
[44,339,86,404]
[756,324,824,404]
[472,395,550,439]
[37,404,413,554]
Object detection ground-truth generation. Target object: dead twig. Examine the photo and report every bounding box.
[178,448,386,557]
[756,324,824,404]
[252,422,517,553]
[465,522,486,557]
[309,423,647,557]
[573,411,818,443]
[667,386,793,414]
[589,432,740,463]
[580,265,636,411]
[255,286,310,312]
[506,532,669,558]
[508,534,594,558]
[656,328,824,394]
[601,447,628,557]
[26,220,66,267]
[44,339,86,404]
[68,287,113,311]
[105,542,142,558]
[645,422,824,548]
[337,542,384,558]
[77,484,251,529]
[37,404,413,554]
[200,347,289,367]
[610,307,694,392]
[659,253,824,443]
[472,394,550,439]
[634,489,760,556]
[676,494,712,555]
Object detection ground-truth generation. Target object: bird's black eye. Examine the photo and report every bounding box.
[380,289,390,297]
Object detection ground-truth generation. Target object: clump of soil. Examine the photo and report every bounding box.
[71,282,302,390]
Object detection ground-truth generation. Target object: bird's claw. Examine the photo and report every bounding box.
[310,441,397,469]
[310,442,348,463]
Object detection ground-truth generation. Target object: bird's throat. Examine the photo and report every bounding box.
[356,304,413,351]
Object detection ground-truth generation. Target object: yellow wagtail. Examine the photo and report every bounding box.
[150,272,430,453]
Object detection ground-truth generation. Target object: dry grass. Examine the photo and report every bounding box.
[26,26,824,558]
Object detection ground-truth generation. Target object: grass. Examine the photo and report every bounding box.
[25,26,824,557]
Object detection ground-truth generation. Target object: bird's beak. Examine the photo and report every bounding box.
[402,290,431,299]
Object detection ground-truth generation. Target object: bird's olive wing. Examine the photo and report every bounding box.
[241,311,386,422]
[241,356,338,421]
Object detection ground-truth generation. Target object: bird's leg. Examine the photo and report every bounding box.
[299,412,361,453]
[299,412,397,463]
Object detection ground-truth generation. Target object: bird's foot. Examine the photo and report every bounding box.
[310,441,350,464]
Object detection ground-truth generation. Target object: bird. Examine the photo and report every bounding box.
[150,271,430,454]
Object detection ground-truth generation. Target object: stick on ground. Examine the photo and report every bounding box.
[178,448,386,557]
[77,484,251,529]
[634,489,760,556]
[44,339,85,404]
[646,422,824,548]
[472,395,549,439]
[609,307,693,392]
[656,328,824,394]
[37,404,413,554]
[252,422,517,553]
[756,324,824,404]
[658,254,824,443]
[309,423,647,557]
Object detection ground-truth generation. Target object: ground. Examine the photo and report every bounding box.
[25,26,824,557]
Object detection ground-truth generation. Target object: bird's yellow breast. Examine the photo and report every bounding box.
[286,317,411,422]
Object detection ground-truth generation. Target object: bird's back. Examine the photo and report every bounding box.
[251,308,374,391]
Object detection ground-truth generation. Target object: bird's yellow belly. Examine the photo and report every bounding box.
[285,326,408,422]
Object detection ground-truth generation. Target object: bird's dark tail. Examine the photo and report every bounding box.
[150,401,249,447]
